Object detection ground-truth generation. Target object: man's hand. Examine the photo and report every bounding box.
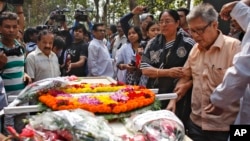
[204,103,223,115]
[220,1,238,21]
[0,51,7,69]
[23,73,32,85]
[126,64,136,72]
[174,80,192,101]
[166,99,177,113]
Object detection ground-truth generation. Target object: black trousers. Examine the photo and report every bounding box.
[187,119,229,141]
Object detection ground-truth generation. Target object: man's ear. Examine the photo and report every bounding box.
[211,21,219,29]
[176,20,180,28]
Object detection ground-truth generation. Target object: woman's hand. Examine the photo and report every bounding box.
[167,67,184,78]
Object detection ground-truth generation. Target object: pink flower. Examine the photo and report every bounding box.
[57,93,72,97]
[67,75,78,81]
[110,92,129,102]
[78,95,101,105]
[19,127,35,138]
[161,119,176,137]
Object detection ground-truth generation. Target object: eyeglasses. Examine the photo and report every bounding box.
[96,29,106,33]
[189,22,212,35]
[159,20,175,25]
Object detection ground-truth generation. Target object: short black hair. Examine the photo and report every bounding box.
[146,21,158,32]
[128,26,142,43]
[23,27,38,43]
[92,23,105,31]
[73,24,88,35]
[53,36,66,50]
[0,11,18,25]
[159,9,180,22]
[109,24,117,34]
[177,8,190,16]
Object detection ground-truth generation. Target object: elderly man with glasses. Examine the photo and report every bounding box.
[167,3,241,141]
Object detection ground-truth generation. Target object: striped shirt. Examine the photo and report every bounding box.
[0,40,25,96]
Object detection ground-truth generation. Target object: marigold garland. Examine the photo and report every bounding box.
[38,83,155,114]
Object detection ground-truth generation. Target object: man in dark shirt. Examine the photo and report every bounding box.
[65,24,88,76]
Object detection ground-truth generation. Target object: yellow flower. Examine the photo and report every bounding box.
[96,94,117,104]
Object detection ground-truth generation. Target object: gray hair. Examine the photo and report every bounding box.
[186,3,218,24]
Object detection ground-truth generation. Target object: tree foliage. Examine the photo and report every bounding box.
[22,0,203,28]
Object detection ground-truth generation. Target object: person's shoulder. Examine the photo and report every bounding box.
[75,41,88,47]
[26,51,36,60]
[50,51,58,58]
[119,42,130,50]
[88,40,95,46]
[223,34,241,43]
[14,39,23,47]
[89,39,98,45]
[220,34,241,50]
[178,29,195,46]
[182,36,196,46]
[82,42,89,47]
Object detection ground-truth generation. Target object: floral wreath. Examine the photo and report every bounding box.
[38,83,155,114]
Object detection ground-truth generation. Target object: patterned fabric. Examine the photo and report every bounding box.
[125,69,141,85]
[0,40,25,97]
[141,28,195,91]
[116,43,142,85]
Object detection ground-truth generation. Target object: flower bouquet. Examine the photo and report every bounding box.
[124,110,185,141]
[6,109,123,141]
[0,77,70,116]
[1,76,158,121]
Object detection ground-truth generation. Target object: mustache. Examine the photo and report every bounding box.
[44,47,52,50]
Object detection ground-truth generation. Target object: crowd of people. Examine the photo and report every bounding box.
[0,0,249,140]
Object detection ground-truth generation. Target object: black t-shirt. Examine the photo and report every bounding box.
[66,41,88,76]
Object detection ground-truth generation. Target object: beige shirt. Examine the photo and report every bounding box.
[184,31,241,131]
[26,47,61,82]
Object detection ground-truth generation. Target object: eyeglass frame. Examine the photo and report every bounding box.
[189,21,212,35]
